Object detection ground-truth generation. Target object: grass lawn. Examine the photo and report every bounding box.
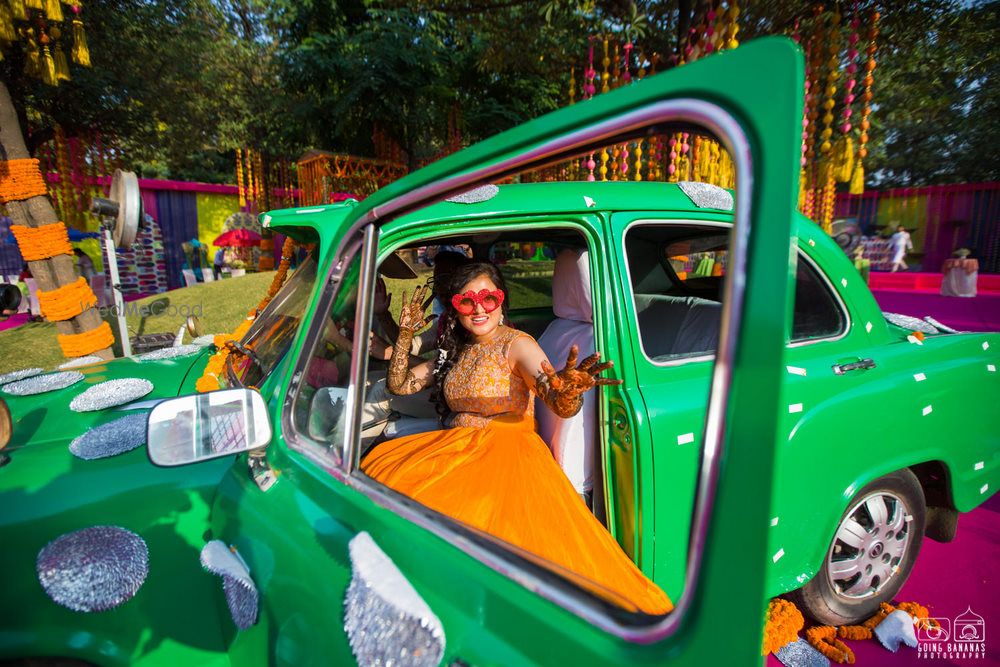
[0,258,556,375]
[0,272,275,374]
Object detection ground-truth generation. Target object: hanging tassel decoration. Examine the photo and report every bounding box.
[23,29,40,79]
[25,0,43,10]
[41,43,58,86]
[44,0,61,21]
[0,3,16,43]
[849,158,865,195]
[833,135,854,182]
[9,0,27,21]
[71,9,90,67]
[50,25,69,80]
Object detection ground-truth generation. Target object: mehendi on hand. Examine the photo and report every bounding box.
[536,345,621,418]
[386,285,434,395]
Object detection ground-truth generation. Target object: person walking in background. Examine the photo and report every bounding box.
[213,247,226,280]
[73,248,96,281]
[888,224,913,272]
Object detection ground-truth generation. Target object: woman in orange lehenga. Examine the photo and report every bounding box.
[362,261,672,615]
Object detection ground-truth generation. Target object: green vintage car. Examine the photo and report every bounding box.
[1,38,998,666]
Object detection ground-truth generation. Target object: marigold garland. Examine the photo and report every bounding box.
[806,625,856,664]
[57,321,114,358]
[10,222,74,260]
[0,158,49,203]
[762,598,805,655]
[37,277,97,321]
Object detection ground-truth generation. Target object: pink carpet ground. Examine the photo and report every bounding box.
[768,492,1000,666]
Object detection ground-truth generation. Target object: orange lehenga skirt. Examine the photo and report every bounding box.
[361,413,673,615]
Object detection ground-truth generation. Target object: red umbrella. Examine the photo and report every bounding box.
[213,228,261,247]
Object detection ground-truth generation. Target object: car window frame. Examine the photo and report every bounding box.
[279,97,759,643]
[788,246,851,347]
[620,220,851,367]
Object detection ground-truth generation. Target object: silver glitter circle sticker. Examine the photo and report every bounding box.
[883,312,939,335]
[70,378,154,412]
[0,367,44,385]
[2,371,84,396]
[344,532,445,667]
[37,525,149,612]
[445,184,499,204]
[775,638,830,667]
[134,344,202,362]
[69,413,149,460]
[59,355,104,370]
[678,181,734,210]
[200,540,259,630]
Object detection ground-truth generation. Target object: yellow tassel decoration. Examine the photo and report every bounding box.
[53,44,69,81]
[45,0,62,21]
[833,136,854,182]
[23,31,40,79]
[849,158,865,195]
[71,18,90,67]
[41,44,58,86]
[9,0,26,21]
[25,0,42,10]
[0,3,16,43]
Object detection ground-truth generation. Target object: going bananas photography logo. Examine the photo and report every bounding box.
[916,606,987,661]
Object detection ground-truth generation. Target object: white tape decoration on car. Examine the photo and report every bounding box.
[770,517,779,527]
[200,540,258,630]
[36,526,148,612]
[786,366,807,376]
[922,405,933,416]
[913,373,926,382]
[874,610,918,653]
[772,548,785,563]
[2,371,84,396]
[677,181,734,211]
[344,532,445,667]
[677,432,694,445]
[70,379,154,412]
[69,413,149,460]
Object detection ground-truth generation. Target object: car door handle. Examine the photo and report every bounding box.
[832,358,876,375]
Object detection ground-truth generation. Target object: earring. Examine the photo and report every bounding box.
[499,314,505,326]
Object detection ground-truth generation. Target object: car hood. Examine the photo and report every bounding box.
[1,346,212,451]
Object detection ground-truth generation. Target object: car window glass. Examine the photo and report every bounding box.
[228,254,318,387]
[289,252,362,465]
[626,225,724,362]
[792,256,846,341]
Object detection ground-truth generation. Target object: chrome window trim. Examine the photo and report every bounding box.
[280,97,754,644]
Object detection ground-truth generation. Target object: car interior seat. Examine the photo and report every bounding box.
[633,294,721,359]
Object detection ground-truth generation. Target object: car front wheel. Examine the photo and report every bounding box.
[789,469,926,625]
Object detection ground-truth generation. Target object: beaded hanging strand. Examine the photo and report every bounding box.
[834,8,860,183]
[584,38,597,181]
[236,148,246,208]
[723,0,740,51]
[851,10,879,195]
[599,36,611,181]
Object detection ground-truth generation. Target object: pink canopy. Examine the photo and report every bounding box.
[213,228,261,247]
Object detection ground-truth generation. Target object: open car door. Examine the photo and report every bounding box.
[218,37,804,666]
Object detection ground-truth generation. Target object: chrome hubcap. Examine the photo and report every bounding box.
[827,491,911,599]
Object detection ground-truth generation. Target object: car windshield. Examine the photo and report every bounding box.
[227,254,318,388]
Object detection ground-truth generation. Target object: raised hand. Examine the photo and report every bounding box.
[397,283,435,335]
[373,277,391,315]
[536,345,622,418]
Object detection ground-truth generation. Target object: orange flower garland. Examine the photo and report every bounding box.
[762,598,805,655]
[807,625,856,664]
[10,222,74,260]
[57,321,114,358]
[0,158,49,202]
[37,277,98,321]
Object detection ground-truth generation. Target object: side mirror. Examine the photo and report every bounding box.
[147,388,272,467]
[186,314,204,338]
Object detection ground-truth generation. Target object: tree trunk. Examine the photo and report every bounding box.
[0,80,112,360]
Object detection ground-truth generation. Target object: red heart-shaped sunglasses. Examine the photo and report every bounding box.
[451,289,505,315]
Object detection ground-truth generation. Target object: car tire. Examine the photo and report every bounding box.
[789,469,926,626]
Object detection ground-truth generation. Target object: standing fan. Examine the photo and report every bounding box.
[90,170,144,357]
